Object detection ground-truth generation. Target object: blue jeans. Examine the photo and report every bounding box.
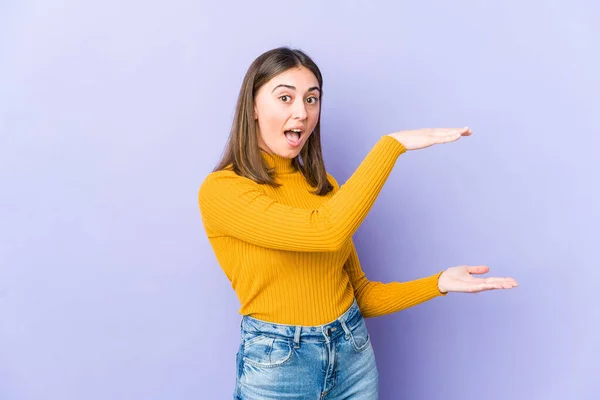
[234,299,378,399]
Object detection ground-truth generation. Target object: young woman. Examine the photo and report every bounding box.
[198,47,518,399]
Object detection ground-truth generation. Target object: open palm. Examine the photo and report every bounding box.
[390,127,472,150]
[438,265,518,294]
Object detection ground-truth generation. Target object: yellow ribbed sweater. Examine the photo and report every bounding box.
[198,135,446,325]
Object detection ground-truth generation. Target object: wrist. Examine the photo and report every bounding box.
[387,131,402,141]
[437,270,448,294]
[387,132,410,150]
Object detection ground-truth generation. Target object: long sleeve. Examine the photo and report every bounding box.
[343,239,447,318]
[198,135,406,252]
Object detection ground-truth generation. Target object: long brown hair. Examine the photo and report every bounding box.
[214,47,333,196]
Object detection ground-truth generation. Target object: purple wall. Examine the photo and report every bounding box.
[1,0,598,399]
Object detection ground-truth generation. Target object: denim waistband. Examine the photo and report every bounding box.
[240,299,363,344]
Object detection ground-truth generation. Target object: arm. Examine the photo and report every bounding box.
[343,239,447,318]
[199,135,406,252]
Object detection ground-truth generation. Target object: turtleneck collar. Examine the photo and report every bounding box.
[260,150,297,174]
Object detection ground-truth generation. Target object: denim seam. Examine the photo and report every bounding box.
[242,342,295,368]
[350,332,371,353]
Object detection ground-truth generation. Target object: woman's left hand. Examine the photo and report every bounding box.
[438,265,518,294]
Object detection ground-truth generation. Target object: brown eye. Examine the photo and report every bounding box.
[306,96,319,104]
[279,95,291,102]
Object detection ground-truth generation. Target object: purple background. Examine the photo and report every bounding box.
[1,1,598,399]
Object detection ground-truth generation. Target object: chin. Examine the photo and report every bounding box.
[284,148,304,159]
[274,146,301,159]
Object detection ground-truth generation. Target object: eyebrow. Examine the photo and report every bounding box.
[271,84,321,94]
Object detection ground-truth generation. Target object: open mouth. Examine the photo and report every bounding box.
[284,128,303,147]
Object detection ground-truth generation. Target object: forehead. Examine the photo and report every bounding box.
[267,66,319,89]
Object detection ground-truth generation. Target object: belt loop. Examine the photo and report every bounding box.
[293,326,301,349]
[339,319,351,340]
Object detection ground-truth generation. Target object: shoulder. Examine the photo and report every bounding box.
[201,168,243,184]
[199,169,264,200]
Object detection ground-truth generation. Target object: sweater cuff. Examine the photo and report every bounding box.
[436,270,448,296]
[381,134,408,156]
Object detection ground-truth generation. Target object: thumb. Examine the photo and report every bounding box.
[466,265,490,275]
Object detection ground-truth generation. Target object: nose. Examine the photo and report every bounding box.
[292,99,308,120]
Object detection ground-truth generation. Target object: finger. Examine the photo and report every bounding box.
[466,265,490,274]
[467,283,508,293]
[480,281,518,291]
[455,279,519,293]
[484,277,518,285]
[466,283,496,293]
[441,127,471,136]
[437,131,464,144]
[438,135,461,144]
[461,127,472,136]
[430,127,467,138]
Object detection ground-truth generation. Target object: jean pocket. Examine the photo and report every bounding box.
[242,333,294,368]
[349,320,371,353]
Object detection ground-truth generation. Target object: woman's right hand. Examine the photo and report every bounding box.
[388,127,472,150]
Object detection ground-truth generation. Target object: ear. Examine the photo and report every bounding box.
[253,104,258,120]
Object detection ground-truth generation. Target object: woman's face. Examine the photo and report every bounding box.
[253,66,321,159]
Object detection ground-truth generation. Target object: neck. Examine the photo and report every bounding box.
[260,150,297,174]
